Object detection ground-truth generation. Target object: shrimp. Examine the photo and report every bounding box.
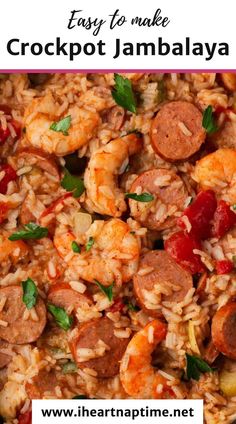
[193,149,236,204]
[0,233,29,265]
[54,217,140,286]
[84,133,142,217]
[23,92,100,156]
[120,320,175,399]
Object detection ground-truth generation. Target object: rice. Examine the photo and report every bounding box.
[0,72,235,424]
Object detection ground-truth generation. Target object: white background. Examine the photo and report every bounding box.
[32,399,203,424]
[0,0,235,70]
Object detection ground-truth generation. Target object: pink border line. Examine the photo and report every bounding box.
[1,69,236,73]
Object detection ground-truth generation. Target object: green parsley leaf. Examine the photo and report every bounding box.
[202,106,218,134]
[186,353,215,381]
[86,236,94,252]
[62,361,77,374]
[112,74,137,114]
[22,278,38,310]
[71,241,81,253]
[126,302,139,312]
[61,168,85,198]
[125,192,154,202]
[47,304,73,331]
[50,115,71,136]
[233,204,236,210]
[94,280,114,302]
[8,222,48,241]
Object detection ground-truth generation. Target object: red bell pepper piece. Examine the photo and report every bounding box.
[0,164,17,194]
[212,200,236,238]
[165,231,205,275]
[216,259,234,275]
[178,190,217,240]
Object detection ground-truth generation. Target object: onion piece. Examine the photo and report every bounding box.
[73,212,92,235]
[188,320,200,355]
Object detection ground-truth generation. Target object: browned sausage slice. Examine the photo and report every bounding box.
[210,119,236,150]
[26,369,58,399]
[133,250,193,318]
[69,317,130,378]
[0,340,11,369]
[151,101,205,161]
[48,283,93,311]
[17,148,60,179]
[129,168,188,230]
[212,302,236,359]
[0,286,46,344]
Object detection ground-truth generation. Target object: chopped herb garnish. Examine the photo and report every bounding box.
[232,255,236,265]
[86,236,94,252]
[186,353,215,381]
[22,278,38,310]
[202,106,218,134]
[71,241,81,253]
[233,204,236,210]
[62,361,77,374]
[94,279,114,302]
[73,395,88,399]
[9,222,48,241]
[50,115,71,136]
[125,192,154,202]
[112,74,137,114]
[61,168,85,198]
[126,302,139,312]
[47,304,73,331]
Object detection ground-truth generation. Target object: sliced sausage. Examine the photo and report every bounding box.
[221,73,236,91]
[26,369,58,399]
[48,283,93,312]
[212,302,236,359]
[0,340,11,369]
[17,148,60,179]
[133,250,193,318]
[129,168,188,230]
[151,101,205,161]
[0,286,46,344]
[69,317,130,378]
[210,119,236,150]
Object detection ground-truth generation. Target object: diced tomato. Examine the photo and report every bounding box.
[0,104,11,114]
[0,164,17,194]
[178,190,217,240]
[216,259,234,275]
[164,231,205,275]
[18,410,32,424]
[211,200,236,238]
[0,125,10,143]
[107,298,125,313]
[0,202,8,223]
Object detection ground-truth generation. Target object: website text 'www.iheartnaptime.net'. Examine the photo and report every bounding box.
[32,400,204,424]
